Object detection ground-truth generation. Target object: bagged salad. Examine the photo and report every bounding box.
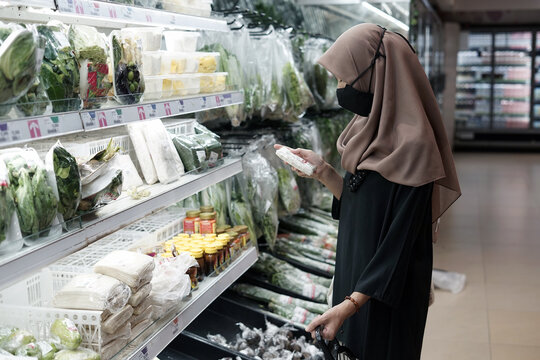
[37,22,81,113]
[226,174,258,244]
[0,22,44,117]
[0,148,61,243]
[188,133,222,168]
[171,135,205,172]
[110,30,145,105]
[15,78,50,117]
[0,160,22,255]
[68,25,112,109]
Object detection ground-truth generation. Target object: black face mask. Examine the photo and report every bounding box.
[336,28,386,117]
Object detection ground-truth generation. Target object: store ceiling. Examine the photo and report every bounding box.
[430,0,540,25]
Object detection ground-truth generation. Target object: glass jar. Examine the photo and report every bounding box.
[214,241,225,267]
[190,248,205,282]
[218,233,232,258]
[216,225,231,235]
[200,212,216,234]
[183,210,201,234]
[233,225,249,247]
[204,244,219,276]
[200,205,214,213]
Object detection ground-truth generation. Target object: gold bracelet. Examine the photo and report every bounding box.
[345,296,360,312]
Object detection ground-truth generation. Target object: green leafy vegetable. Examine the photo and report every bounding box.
[276,168,301,215]
[50,319,82,351]
[53,145,81,220]
[0,178,15,244]
[32,168,58,231]
[0,329,35,354]
[16,79,49,116]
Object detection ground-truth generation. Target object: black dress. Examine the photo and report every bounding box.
[332,171,433,360]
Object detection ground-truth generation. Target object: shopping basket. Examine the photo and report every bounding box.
[315,326,359,360]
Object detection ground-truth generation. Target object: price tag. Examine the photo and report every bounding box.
[136,106,147,120]
[171,317,180,336]
[200,96,207,109]
[0,123,8,143]
[82,111,97,128]
[86,1,101,16]
[223,93,233,105]
[44,116,60,135]
[112,109,123,125]
[145,104,157,118]
[27,119,41,139]
[178,100,185,113]
[121,6,133,20]
[10,129,21,142]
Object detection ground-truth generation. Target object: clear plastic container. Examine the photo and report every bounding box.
[198,72,227,93]
[142,51,162,76]
[160,51,178,74]
[162,76,174,98]
[143,75,163,100]
[121,27,163,52]
[195,52,219,73]
[173,74,200,96]
[163,30,200,52]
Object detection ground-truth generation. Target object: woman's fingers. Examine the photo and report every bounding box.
[305,315,324,333]
[273,144,283,150]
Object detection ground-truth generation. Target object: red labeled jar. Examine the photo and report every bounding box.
[183,210,201,234]
[200,212,216,234]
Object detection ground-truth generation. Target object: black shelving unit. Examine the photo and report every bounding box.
[454,28,540,147]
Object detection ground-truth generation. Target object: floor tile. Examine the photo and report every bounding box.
[489,309,540,346]
[491,344,540,360]
[486,283,540,312]
[421,339,491,360]
[425,304,489,343]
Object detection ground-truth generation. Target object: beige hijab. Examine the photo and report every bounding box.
[318,23,461,223]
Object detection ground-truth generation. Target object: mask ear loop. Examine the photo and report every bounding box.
[349,28,387,92]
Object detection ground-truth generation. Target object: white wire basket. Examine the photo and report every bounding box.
[122,206,186,243]
[163,118,196,136]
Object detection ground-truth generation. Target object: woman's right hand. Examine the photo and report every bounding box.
[273,144,328,181]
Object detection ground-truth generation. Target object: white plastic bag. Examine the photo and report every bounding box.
[128,283,152,307]
[101,305,133,334]
[126,123,158,185]
[108,154,143,189]
[0,160,23,255]
[432,269,466,294]
[94,250,155,288]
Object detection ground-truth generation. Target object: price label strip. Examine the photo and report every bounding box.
[0,113,82,145]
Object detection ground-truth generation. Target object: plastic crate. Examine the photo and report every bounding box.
[164,118,196,136]
[65,134,133,159]
[0,271,103,354]
[122,206,186,243]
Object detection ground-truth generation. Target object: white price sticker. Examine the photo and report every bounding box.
[291,306,309,324]
[302,283,316,299]
[44,116,60,135]
[0,123,8,143]
[277,295,293,305]
[145,104,157,118]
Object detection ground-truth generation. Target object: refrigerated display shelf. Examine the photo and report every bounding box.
[0,0,228,31]
[0,157,243,289]
[458,64,530,68]
[110,246,258,360]
[456,95,529,101]
[0,91,243,146]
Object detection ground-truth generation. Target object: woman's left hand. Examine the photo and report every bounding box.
[305,300,357,341]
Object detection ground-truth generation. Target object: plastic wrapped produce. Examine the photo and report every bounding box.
[53,273,131,312]
[302,38,338,111]
[78,139,119,186]
[79,169,123,212]
[126,123,158,185]
[0,22,44,116]
[50,318,81,351]
[188,134,222,168]
[1,148,60,241]
[268,302,317,326]
[54,348,100,360]
[200,182,228,227]
[130,305,153,327]
[141,120,184,184]
[101,305,133,334]
[171,135,205,172]
[226,174,258,243]
[94,250,155,289]
[15,341,55,359]
[107,154,143,190]
[15,79,50,117]
[132,298,151,316]
[37,22,81,113]
[0,160,22,254]
[130,319,151,342]
[0,329,35,354]
[100,322,130,346]
[68,25,112,109]
[110,31,145,105]
[46,141,81,222]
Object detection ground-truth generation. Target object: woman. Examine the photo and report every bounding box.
[276,24,461,359]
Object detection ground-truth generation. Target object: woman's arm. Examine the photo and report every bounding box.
[274,144,343,199]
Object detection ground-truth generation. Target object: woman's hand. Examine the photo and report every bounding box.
[273,144,327,180]
[305,300,357,341]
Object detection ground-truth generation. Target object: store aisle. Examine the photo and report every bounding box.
[421,153,540,360]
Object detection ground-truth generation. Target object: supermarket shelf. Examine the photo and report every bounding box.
[0,157,243,289]
[458,64,529,68]
[112,246,259,360]
[0,1,228,31]
[457,96,529,101]
[0,91,243,146]
[2,0,54,8]
[494,47,531,53]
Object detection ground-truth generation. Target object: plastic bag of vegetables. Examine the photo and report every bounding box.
[200,182,228,227]
[0,148,61,244]
[45,141,81,222]
[0,22,44,117]
[68,25,112,109]
[0,160,22,255]
[110,30,145,105]
[302,37,338,111]
[226,174,258,244]
[171,135,205,172]
[37,22,81,113]
[15,78,51,117]
[0,329,35,354]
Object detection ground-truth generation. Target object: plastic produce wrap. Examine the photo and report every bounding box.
[302,37,338,111]
[0,148,60,242]
[37,22,81,113]
[50,318,81,350]
[242,150,279,248]
[268,302,318,326]
[101,305,133,334]
[171,135,205,172]
[94,250,155,289]
[53,273,131,312]
[54,348,100,360]
[311,111,350,170]
[79,168,123,212]
[100,322,130,346]
[78,139,119,186]
[0,160,22,254]
[130,305,153,328]
[226,174,258,244]
[46,141,81,222]
[188,133,222,168]
[68,25,112,109]
[108,154,143,190]
[126,123,158,185]
[15,340,55,359]
[150,254,193,312]
[0,22,44,116]
[110,31,145,105]
[260,32,286,121]
[200,182,228,227]
[132,297,151,316]
[101,337,128,360]
[0,329,35,354]
[128,283,152,307]
[141,120,184,184]
[15,78,50,117]
[179,193,200,209]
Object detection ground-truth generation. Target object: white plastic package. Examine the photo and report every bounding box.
[142,119,184,184]
[101,337,128,360]
[94,250,155,288]
[130,319,151,342]
[54,347,100,360]
[127,123,158,185]
[108,154,143,190]
[130,305,153,328]
[101,305,133,334]
[100,322,131,346]
[275,147,315,176]
[432,269,467,294]
[133,297,152,316]
[53,273,131,312]
[0,159,23,255]
[128,283,152,307]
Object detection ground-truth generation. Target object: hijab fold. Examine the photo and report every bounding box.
[318,23,461,223]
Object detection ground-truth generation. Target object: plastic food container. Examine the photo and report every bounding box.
[198,72,227,93]
[121,27,163,52]
[143,75,163,100]
[162,76,174,98]
[173,74,200,96]
[195,52,219,73]
[142,51,161,76]
[163,31,200,52]
[160,51,178,74]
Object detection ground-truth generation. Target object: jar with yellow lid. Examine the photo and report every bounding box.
[219,238,230,266]
[214,241,225,268]
[200,212,216,234]
[200,205,214,212]
[227,231,241,253]
[218,233,232,258]
[216,225,231,235]
[184,210,201,234]
[232,225,249,247]
[190,248,205,282]
[204,244,219,276]
[159,252,174,258]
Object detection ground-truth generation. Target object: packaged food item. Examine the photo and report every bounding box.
[120,27,162,52]
[79,168,123,212]
[276,147,315,176]
[172,74,200,96]
[128,283,152,307]
[110,31,145,105]
[54,348,100,360]
[132,297,151,316]
[0,329,35,354]
[101,305,133,334]
[141,52,161,76]
[163,31,200,52]
[0,160,22,254]
[171,135,206,172]
[37,22,81,113]
[199,212,216,235]
[126,123,158,185]
[130,320,151,342]
[100,321,130,346]
[188,133,223,168]
[101,337,128,360]
[68,25,112,109]
[204,244,218,276]
[130,305,153,327]
[15,78,50,117]
[183,210,200,234]
[198,72,227,93]
[94,250,155,289]
[196,52,219,73]
[50,318,82,350]
[108,154,143,190]
[141,75,162,100]
[190,248,204,282]
[53,273,131,312]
